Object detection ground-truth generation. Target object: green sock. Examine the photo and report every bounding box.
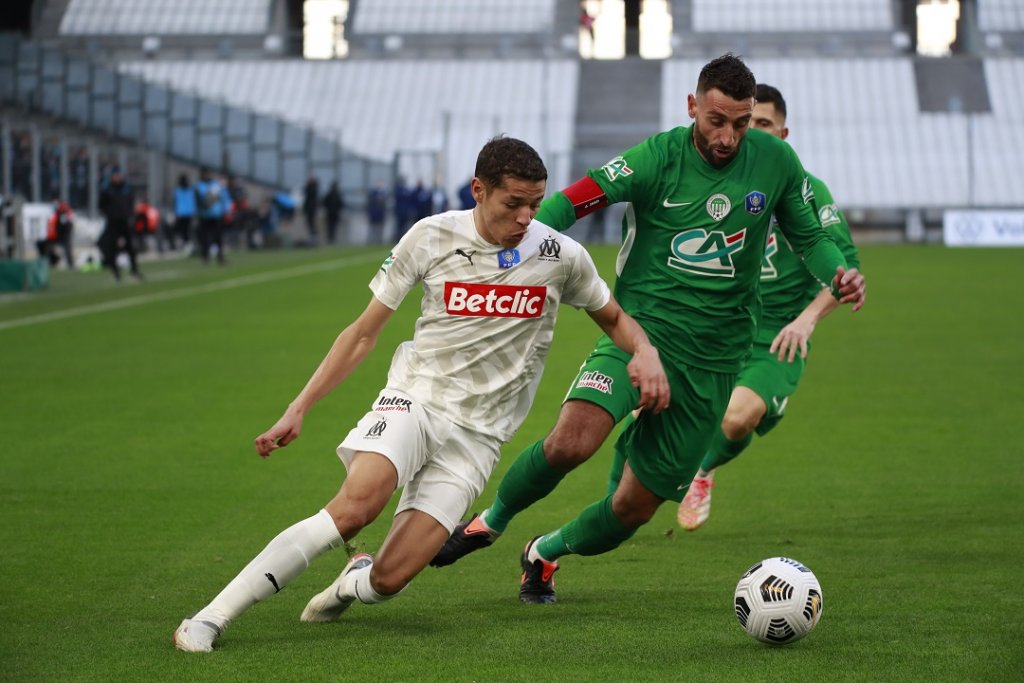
[700,429,753,472]
[536,495,635,562]
[483,440,565,534]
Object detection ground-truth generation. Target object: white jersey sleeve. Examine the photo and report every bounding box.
[555,232,611,312]
[368,218,433,310]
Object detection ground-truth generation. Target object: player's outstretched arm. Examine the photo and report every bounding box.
[587,298,670,413]
[832,265,866,312]
[770,287,840,362]
[254,297,395,458]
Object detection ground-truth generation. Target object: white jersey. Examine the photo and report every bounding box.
[370,209,611,441]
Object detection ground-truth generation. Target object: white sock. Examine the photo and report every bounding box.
[345,564,403,605]
[194,509,342,628]
[527,536,548,564]
[478,508,499,535]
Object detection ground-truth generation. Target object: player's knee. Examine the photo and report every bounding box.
[542,429,599,469]
[610,492,658,529]
[721,410,759,441]
[325,505,375,538]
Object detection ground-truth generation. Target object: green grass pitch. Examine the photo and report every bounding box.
[1,244,1021,682]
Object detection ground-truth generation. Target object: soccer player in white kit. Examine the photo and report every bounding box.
[174,136,670,652]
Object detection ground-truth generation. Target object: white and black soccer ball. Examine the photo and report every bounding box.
[734,557,823,644]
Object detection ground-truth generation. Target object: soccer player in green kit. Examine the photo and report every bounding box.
[430,54,866,604]
[676,83,862,531]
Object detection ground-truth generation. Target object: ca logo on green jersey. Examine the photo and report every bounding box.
[818,203,841,227]
[600,156,633,182]
[668,228,747,277]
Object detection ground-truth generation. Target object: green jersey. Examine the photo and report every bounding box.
[759,173,860,334]
[537,125,846,373]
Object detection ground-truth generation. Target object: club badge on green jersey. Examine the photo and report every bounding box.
[600,156,633,182]
[668,228,747,277]
[706,193,731,221]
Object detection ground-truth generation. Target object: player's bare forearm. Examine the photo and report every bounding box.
[589,302,669,411]
[255,299,392,459]
[288,324,380,414]
[589,300,649,356]
[803,287,840,325]
[771,289,837,362]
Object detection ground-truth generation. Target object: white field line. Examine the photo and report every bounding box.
[0,254,383,332]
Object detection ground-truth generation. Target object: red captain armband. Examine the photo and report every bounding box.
[562,176,608,220]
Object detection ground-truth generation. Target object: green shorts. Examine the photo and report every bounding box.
[735,336,807,436]
[563,336,642,424]
[568,337,734,503]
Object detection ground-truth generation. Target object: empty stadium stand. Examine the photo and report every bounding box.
[3,0,1024,249]
[674,0,902,57]
[662,56,1022,210]
[118,58,579,196]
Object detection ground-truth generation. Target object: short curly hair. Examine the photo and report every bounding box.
[696,53,756,102]
[474,135,548,189]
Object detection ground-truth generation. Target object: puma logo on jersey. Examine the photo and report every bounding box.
[444,282,546,318]
[454,248,476,265]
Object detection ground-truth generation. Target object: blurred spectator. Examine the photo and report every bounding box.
[457,178,475,209]
[37,195,75,268]
[1,195,15,258]
[172,173,196,251]
[225,175,256,250]
[302,175,320,243]
[431,183,449,214]
[366,183,387,245]
[393,177,414,242]
[413,181,433,223]
[322,180,346,244]
[254,194,278,249]
[98,167,142,281]
[132,199,160,253]
[274,191,296,222]
[195,166,227,264]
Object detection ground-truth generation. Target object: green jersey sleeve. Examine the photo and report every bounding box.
[535,191,575,230]
[760,173,860,330]
[773,145,846,289]
[808,175,859,271]
[535,133,671,231]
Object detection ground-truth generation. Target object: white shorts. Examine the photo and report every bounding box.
[337,388,502,533]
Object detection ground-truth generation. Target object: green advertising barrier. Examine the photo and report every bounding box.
[0,259,50,292]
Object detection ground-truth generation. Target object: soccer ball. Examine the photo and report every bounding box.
[734,557,823,644]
